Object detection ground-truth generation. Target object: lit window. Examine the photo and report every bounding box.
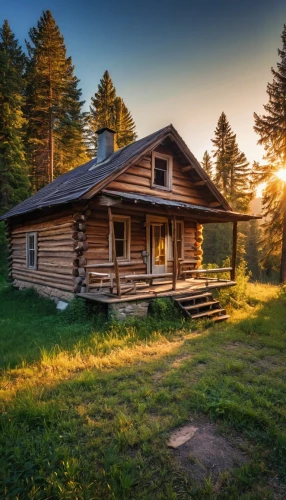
[26,232,37,269]
[152,152,172,190]
[110,217,130,260]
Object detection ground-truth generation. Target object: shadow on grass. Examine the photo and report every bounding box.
[1,283,286,498]
[0,284,108,370]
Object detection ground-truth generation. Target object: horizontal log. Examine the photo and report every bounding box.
[12,220,73,235]
[12,273,73,292]
[38,244,73,252]
[39,233,72,242]
[12,267,74,282]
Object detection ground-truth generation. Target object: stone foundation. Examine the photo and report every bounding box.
[13,279,74,304]
[109,300,150,321]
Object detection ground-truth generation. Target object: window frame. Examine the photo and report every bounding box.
[167,220,184,261]
[109,216,131,262]
[151,151,173,191]
[26,232,38,270]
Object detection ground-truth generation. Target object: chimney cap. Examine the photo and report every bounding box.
[96,127,116,136]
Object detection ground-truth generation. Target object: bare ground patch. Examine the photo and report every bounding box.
[168,418,248,489]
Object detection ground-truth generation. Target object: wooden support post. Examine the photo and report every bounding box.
[108,207,121,298]
[231,222,238,281]
[172,217,178,291]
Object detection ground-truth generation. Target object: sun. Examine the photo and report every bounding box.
[276,168,286,182]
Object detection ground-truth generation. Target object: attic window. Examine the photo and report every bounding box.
[26,232,37,270]
[152,152,172,190]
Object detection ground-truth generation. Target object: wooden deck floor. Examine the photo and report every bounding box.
[77,278,236,304]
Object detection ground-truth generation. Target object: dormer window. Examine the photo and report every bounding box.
[152,152,172,190]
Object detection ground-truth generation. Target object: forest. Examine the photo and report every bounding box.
[1,10,286,283]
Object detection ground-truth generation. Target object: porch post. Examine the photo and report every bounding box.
[108,207,121,298]
[231,222,238,281]
[172,216,178,290]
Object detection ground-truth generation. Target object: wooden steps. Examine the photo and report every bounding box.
[173,292,230,322]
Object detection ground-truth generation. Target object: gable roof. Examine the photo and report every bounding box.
[0,124,232,221]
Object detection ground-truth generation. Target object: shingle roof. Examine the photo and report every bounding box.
[0,126,171,221]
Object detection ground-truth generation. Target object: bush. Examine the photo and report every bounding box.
[218,257,251,308]
[149,297,181,321]
[60,297,107,327]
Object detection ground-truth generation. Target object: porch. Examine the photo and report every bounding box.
[77,274,236,304]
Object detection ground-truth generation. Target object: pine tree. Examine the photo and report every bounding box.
[114,97,137,148]
[201,150,213,178]
[212,112,252,212]
[254,24,286,281]
[0,20,30,214]
[90,70,137,153]
[25,10,88,190]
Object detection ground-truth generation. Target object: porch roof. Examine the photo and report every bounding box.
[102,190,260,223]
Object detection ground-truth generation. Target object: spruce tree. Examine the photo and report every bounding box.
[114,97,137,148]
[25,10,88,190]
[254,24,286,281]
[90,70,137,153]
[201,150,213,178]
[0,20,30,214]
[212,112,252,212]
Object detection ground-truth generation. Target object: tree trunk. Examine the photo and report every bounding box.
[280,182,286,283]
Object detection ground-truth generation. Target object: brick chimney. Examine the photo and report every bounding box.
[97,127,116,163]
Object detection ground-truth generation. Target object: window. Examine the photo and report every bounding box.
[152,152,172,190]
[26,232,37,269]
[110,216,130,261]
[168,221,184,260]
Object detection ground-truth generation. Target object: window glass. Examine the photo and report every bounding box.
[112,219,129,259]
[154,157,168,187]
[114,221,125,239]
[27,233,37,269]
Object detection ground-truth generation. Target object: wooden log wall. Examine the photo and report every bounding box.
[85,204,147,276]
[9,206,92,296]
[195,223,203,268]
[106,145,217,207]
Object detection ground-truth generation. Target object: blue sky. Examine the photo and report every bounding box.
[1,0,286,165]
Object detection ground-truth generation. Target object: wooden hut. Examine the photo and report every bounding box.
[0,125,258,320]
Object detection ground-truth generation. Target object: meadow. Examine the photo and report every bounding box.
[0,280,286,499]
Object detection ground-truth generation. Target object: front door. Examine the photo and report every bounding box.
[151,223,167,274]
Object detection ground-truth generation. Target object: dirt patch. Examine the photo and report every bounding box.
[171,353,192,369]
[224,342,256,351]
[255,356,285,372]
[168,418,248,488]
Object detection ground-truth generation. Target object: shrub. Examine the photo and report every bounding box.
[218,257,251,308]
[149,297,181,321]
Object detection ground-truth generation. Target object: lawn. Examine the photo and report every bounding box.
[0,281,286,499]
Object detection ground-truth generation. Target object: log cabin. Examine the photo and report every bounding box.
[0,125,259,321]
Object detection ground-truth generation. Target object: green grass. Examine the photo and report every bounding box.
[0,281,286,499]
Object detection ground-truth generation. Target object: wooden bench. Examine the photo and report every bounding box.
[178,259,198,279]
[86,272,114,293]
[180,267,233,280]
[87,272,137,295]
[123,272,173,286]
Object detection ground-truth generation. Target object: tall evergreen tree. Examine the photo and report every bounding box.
[212,112,252,212]
[25,10,88,190]
[0,20,30,214]
[254,24,286,281]
[90,70,137,153]
[201,150,213,178]
[114,96,137,148]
